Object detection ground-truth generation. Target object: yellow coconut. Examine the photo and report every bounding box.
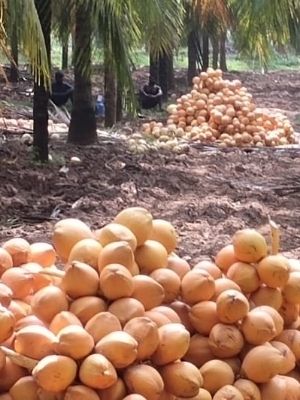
[250,285,283,310]
[69,296,107,325]
[0,248,13,276]
[270,341,296,374]
[226,262,260,293]
[215,245,238,272]
[193,260,222,279]
[135,240,168,274]
[114,207,153,246]
[124,316,160,360]
[33,355,77,392]
[31,286,69,323]
[189,301,219,336]
[260,375,300,400]
[14,325,56,360]
[181,269,215,305]
[0,358,27,393]
[61,261,100,299]
[149,219,177,254]
[15,315,45,331]
[123,364,164,400]
[85,311,121,343]
[282,272,300,304]
[232,229,267,263]
[95,331,138,368]
[131,275,165,310]
[79,354,117,390]
[150,269,181,304]
[199,360,235,395]
[1,267,34,300]
[241,309,277,345]
[2,238,31,267]
[212,278,241,301]
[52,218,94,262]
[233,379,261,400]
[183,334,214,367]
[21,263,52,293]
[279,300,299,326]
[151,323,190,366]
[0,306,15,343]
[169,301,194,334]
[150,306,181,324]
[241,345,286,383]
[216,289,249,324]
[64,385,100,400]
[29,242,56,267]
[9,376,39,400]
[98,378,127,400]
[54,325,94,360]
[49,311,82,335]
[99,264,134,300]
[209,323,244,358]
[257,255,290,288]
[98,241,135,274]
[68,239,103,270]
[275,329,300,362]
[0,283,13,307]
[160,361,203,398]
[213,385,243,400]
[95,223,137,251]
[108,298,145,326]
[167,255,191,278]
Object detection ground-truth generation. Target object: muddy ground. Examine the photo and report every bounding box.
[0,69,300,263]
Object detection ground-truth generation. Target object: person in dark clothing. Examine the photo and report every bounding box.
[50,71,73,107]
[139,77,163,111]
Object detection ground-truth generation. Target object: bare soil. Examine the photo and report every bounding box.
[1,69,300,263]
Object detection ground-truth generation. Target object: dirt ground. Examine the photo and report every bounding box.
[0,69,300,263]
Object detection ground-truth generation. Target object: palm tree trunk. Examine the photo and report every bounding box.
[68,1,97,145]
[10,28,19,82]
[104,52,117,128]
[33,0,51,162]
[167,52,175,90]
[149,51,159,83]
[188,31,197,86]
[116,81,122,122]
[61,36,69,70]
[212,35,219,70]
[159,51,169,101]
[202,32,209,71]
[220,31,228,72]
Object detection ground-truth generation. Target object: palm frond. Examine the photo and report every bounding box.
[231,0,300,67]
[135,0,185,57]
[2,0,50,85]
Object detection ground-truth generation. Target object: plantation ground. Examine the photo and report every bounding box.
[0,70,300,262]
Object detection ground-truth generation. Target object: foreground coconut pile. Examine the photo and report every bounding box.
[0,208,300,400]
[130,69,297,153]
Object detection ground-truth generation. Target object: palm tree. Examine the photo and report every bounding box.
[143,0,184,96]
[68,0,97,144]
[33,0,51,162]
[1,0,51,161]
[52,0,74,69]
[231,0,300,68]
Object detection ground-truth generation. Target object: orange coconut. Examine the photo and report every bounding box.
[52,218,94,262]
[29,242,56,267]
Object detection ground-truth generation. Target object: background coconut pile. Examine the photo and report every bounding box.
[127,68,297,154]
[0,207,300,399]
[0,118,68,136]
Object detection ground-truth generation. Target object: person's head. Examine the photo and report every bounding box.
[149,77,156,86]
[55,71,64,84]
